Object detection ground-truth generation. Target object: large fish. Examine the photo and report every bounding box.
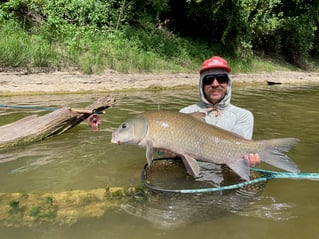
[111,110,300,180]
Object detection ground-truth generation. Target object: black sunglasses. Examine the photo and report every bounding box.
[203,74,229,85]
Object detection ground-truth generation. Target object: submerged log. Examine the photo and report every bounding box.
[0,95,116,151]
[0,186,147,227]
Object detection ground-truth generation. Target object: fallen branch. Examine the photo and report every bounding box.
[0,95,116,151]
[69,108,106,114]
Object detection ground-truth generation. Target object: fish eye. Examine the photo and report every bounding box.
[121,123,127,129]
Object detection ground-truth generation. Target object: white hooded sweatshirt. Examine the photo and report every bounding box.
[180,69,254,140]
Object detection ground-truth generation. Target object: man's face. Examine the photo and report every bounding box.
[202,74,228,104]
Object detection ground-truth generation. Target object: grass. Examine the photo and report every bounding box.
[0,19,317,74]
[0,20,58,68]
[229,56,299,73]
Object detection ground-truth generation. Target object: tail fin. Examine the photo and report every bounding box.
[259,138,300,173]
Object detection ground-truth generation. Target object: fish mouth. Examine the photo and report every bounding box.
[111,133,121,144]
[111,138,120,144]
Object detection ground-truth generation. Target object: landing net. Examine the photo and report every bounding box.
[141,158,319,194]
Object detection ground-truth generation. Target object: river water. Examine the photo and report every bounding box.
[0,83,319,239]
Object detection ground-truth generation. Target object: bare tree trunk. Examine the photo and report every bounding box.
[0,95,116,151]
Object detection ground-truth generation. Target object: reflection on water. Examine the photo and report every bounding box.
[237,196,297,221]
[0,83,319,238]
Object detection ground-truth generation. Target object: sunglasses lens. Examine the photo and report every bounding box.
[203,77,214,85]
[203,74,228,85]
[216,75,228,84]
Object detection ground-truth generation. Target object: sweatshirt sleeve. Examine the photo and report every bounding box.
[231,107,254,140]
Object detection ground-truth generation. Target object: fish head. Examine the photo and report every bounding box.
[111,115,148,145]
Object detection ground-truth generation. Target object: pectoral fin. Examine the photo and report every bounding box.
[146,142,154,166]
[181,154,200,177]
[227,159,250,181]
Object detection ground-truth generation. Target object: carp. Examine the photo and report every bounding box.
[111,110,300,180]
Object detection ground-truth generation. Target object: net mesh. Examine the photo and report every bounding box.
[142,157,267,194]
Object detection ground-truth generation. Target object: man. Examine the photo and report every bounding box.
[180,56,260,166]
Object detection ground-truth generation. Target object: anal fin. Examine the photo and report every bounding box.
[227,158,250,181]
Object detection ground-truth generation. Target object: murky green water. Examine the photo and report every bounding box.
[0,83,319,239]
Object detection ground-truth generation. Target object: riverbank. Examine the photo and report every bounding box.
[1,70,319,95]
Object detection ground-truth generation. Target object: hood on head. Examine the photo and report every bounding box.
[198,69,232,110]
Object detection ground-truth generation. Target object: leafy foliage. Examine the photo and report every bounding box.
[43,0,119,30]
[0,0,318,71]
[167,0,318,65]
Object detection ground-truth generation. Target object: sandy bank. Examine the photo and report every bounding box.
[1,70,319,95]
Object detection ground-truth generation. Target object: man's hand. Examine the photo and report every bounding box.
[243,153,261,167]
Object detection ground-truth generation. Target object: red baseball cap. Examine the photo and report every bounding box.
[200,56,231,74]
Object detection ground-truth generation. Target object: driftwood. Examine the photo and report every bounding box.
[0,95,141,227]
[0,95,116,151]
[0,186,147,227]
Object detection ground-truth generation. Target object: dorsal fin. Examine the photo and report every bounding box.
[189,112,205,122]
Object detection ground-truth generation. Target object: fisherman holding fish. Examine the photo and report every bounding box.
[158,56,260,166]
[179,56,260,166]
[111,56,300,181]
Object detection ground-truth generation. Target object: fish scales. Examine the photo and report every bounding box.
[111,110,300,180]
[144,110,255,163]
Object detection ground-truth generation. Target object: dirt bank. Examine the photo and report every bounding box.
[1,70,319,95]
